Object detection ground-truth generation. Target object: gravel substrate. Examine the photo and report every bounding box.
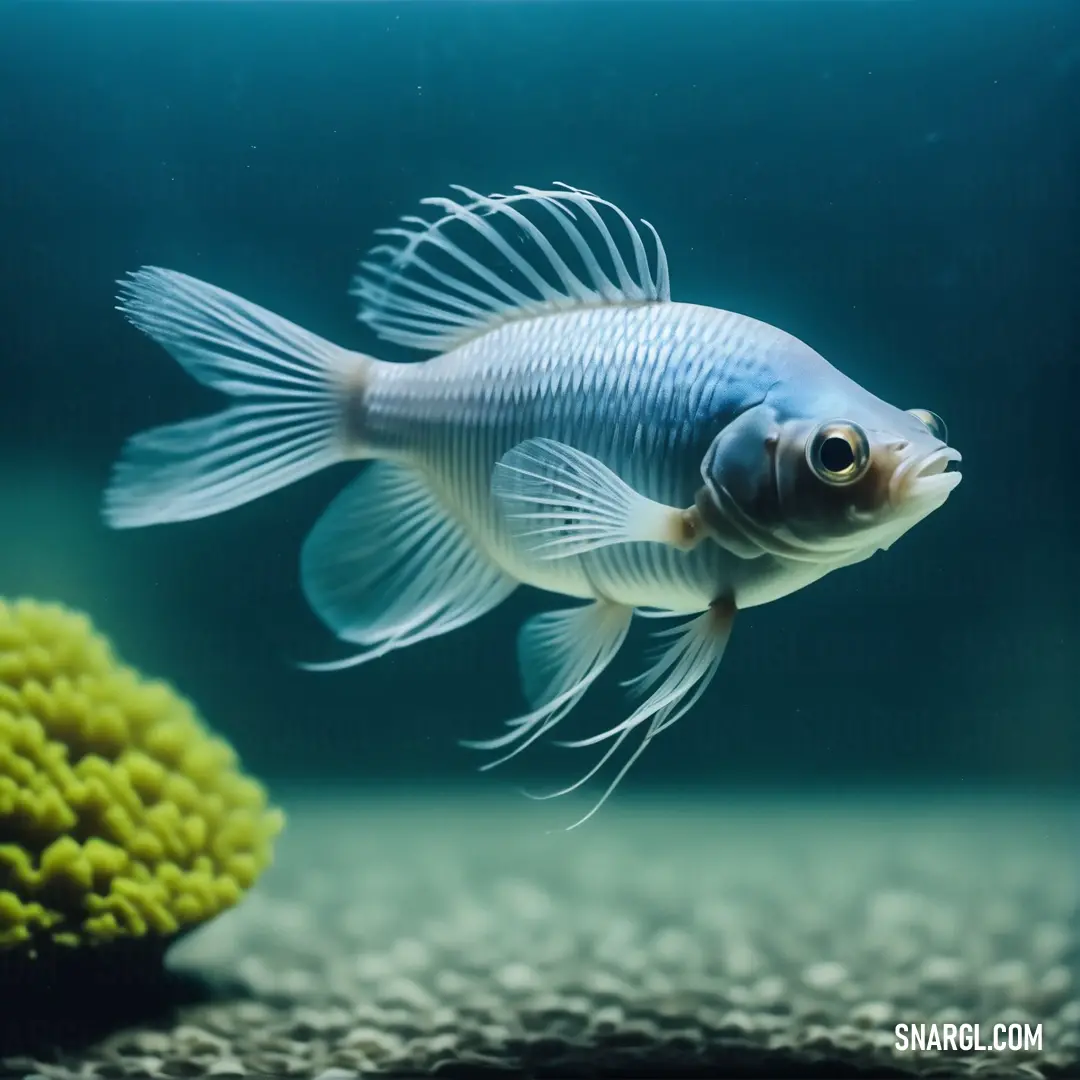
[3,788,1077,1078]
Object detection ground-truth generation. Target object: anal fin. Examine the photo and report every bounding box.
[300,462,517,669]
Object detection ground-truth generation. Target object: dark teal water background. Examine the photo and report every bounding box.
[0,1,1075,796]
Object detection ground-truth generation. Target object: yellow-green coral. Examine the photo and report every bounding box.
[0,598,284,955]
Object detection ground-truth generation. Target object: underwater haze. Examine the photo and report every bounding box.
[1,3,1079,1079]
[1,1,1075,796]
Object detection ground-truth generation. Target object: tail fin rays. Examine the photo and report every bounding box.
[104,268,370,529]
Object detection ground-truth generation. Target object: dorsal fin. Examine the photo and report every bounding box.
[351,183,671,353]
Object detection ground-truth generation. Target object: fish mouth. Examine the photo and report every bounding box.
[890,446,963,507]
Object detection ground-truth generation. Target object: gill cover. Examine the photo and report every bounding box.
[697,402,787,560]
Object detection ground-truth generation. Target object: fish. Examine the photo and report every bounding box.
[104,183,962,827]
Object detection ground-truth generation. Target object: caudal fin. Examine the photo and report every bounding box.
[105,267,371,528]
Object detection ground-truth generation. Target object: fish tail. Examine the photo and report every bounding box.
[104,267,379,529]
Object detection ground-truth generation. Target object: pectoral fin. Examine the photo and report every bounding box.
[492,437,702,560]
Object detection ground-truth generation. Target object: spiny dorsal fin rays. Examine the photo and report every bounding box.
[521,183,659,300]
[352,184,671,353]
[438,188,605,304]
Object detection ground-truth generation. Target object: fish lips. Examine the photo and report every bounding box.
[889,446,963,511]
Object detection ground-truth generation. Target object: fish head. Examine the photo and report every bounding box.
[697,388,961,566]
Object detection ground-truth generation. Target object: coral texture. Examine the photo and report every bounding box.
[0,598,283,957]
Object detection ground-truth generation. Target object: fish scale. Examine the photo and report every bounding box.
[360,303,748,609]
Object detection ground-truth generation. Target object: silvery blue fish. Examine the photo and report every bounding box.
[105,183,961,826]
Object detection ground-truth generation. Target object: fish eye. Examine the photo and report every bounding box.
[806,420,871,486]
[907,408,948,443]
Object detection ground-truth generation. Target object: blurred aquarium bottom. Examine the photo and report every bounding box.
[2,786,1075,1079]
